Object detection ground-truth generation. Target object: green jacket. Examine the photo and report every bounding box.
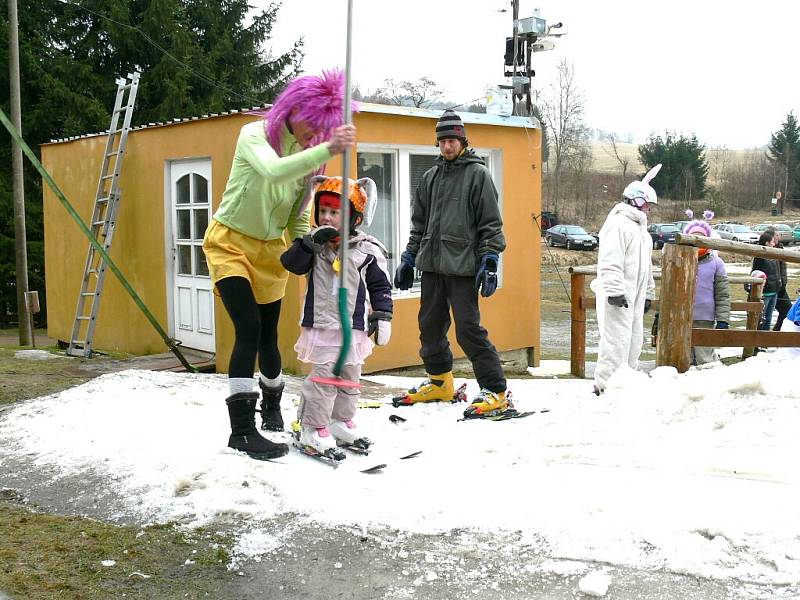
[406,149,505,276]
[212,120,332,241]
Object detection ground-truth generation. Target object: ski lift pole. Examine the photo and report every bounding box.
[0,107,197,373]
[334,0,355,380]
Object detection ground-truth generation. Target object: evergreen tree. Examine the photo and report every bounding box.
[638,132,709,202]
[0,0,302,327]
[766,111,800,205]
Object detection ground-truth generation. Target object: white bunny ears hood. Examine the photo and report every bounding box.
[623,164,662,206]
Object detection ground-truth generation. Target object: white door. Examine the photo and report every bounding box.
[168,160,214,352]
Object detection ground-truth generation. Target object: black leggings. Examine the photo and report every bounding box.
[216,276,282,379]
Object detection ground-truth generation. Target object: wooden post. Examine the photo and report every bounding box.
[656,244,697,372]
[742,281,763,358]
[570,272,586,378]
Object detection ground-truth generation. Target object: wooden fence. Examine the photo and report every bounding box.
[568,234,800,377]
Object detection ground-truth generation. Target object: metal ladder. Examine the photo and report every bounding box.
[66,72,140,357]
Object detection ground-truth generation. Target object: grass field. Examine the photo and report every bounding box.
[589,141,759,186]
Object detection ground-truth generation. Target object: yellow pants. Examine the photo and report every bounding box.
[202,220,288,304]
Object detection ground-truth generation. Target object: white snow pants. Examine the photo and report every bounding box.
[593,287,646,391]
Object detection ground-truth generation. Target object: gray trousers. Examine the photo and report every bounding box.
[298,363,361,429]
[691,320,719,365]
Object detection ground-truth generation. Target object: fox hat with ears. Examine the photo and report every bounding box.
[623,164,662,209]
[301,175,378,234]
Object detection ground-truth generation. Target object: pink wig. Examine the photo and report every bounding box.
[260,69,359,155]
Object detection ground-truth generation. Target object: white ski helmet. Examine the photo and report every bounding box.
[623,164,662,208]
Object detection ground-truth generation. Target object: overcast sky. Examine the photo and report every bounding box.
[259,0,797,149]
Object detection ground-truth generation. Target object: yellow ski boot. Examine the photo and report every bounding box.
[393,372,455,406]
[463,388,508,418]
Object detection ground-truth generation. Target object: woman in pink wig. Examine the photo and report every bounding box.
[203,70,357,460]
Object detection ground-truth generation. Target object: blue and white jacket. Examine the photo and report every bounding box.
[280,231,393,331]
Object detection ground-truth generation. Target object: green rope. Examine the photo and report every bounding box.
[0,107,197,372]
[333,287,350,376]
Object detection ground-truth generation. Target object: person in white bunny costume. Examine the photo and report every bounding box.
[590,165,661,395]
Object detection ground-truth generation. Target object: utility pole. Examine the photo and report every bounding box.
[8,0,32,345]
[502,2,566,116]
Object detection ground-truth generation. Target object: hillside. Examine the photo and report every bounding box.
[589,141,764,185]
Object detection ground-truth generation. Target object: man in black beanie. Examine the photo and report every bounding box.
[393,109,508,418]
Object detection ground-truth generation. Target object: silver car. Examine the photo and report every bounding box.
[752,223,793,245]
[712,223,760,243]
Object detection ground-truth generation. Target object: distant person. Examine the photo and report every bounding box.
[202,70,356,461]
[590,165,661,395]
[752,230,782,332]
[765,226,791,331]
[393,109,508,417]
[281,176,392,456]
[683,218,731,365]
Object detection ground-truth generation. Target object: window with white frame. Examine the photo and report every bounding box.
[357,144,503,293]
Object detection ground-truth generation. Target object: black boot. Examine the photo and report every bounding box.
[226,392,288,460]
[259,380,285,432]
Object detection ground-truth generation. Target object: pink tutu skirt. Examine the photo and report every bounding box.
[294,327,375,365]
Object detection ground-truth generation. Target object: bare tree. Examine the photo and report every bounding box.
[603,133,629,186]
[541,59,587,215]
[376,77,443,108]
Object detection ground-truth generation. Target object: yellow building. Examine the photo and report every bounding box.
[41,103,542,373]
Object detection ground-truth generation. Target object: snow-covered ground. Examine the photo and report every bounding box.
[1,354,800,587]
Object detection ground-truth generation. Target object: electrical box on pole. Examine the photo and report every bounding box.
[501,2,567,116]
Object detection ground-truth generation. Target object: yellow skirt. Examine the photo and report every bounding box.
[203,220,288,304]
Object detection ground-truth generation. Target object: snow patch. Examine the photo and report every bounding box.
[1,357,800,585]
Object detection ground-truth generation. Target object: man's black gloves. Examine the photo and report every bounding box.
[475,253,499,298]
[301,225,339,253]
[608,295,629,308]
[393,251,416,290]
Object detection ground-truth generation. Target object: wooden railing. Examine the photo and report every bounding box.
[568,265,765,378]
[569,235,800,376]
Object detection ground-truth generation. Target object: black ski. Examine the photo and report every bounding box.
[358,449,422,473]
[338,437,373,455]
[459,408,549,422]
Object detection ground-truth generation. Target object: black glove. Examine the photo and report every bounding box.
[644,299,652,314]
[608,295,629,308]
[393,250,416,290]
[715,321,729,329]
[475,253,499,297]
[302,225,339,253]
[368,310,393,346]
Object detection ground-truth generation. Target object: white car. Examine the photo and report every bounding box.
[712,223,760,243]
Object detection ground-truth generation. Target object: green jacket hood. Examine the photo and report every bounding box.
[435,148,485,167]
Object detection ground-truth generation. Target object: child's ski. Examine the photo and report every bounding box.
[291,439,346,468]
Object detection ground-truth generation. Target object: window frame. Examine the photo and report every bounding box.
[356,142,504,298]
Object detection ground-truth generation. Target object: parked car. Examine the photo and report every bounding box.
[713,223,760,243]
[793,224,800,244]
[648,223,680,249]
[544,225,598,250]
[673,220,690,233]
[752,223,793,245]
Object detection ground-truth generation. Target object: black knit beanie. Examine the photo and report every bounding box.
[435,109,467,144]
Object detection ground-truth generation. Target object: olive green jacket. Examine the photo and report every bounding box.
[405,150,505,276]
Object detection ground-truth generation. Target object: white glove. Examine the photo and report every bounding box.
[368,311,392,346]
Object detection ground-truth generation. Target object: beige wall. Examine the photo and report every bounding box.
[42,110,541,373]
